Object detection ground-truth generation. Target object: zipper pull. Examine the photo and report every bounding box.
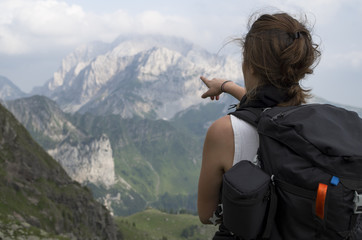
[272,113,285,121]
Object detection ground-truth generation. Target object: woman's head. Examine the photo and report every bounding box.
[241,12,321,106]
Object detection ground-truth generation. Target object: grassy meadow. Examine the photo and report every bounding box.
[115,208,218,240]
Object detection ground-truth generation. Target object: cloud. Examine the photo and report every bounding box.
[0,0,251,56]
[0,0,129,54]
[1,0,361,56]
[0,0,212,55]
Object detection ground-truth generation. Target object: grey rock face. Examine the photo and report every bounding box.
[48,134,115,187]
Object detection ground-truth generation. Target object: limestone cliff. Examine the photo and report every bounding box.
[48,134,115,187]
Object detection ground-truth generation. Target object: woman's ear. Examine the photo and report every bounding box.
[250,66,255,74]
[243,61,254,74]
[246,63,255,75]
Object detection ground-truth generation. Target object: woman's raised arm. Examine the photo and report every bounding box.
[200,76,246,101]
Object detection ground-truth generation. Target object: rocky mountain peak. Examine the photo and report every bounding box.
[0,75,26,101]
[32,34,243,119]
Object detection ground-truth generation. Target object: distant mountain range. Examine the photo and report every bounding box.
[1,34,361,218]
[1,35,240,216]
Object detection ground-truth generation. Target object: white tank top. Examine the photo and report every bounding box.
[230,115,259,166]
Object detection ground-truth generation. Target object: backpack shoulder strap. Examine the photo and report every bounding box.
[229,107,265,128]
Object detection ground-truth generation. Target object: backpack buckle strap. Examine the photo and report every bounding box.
[209,204,223,225]
[353,191,362,214]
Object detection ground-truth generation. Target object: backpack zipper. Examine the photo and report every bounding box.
[271,105,310,121]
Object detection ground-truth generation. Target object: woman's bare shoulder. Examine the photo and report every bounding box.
[207,115,232,138]
[204,115,234,155]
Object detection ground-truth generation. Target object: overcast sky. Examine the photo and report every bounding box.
[0,0,361,107]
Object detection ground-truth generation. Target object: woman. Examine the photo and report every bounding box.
[197,12,320,234]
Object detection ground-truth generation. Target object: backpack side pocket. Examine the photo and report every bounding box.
[222,161,271,239]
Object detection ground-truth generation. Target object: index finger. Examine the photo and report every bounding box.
[200,76,209,85]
